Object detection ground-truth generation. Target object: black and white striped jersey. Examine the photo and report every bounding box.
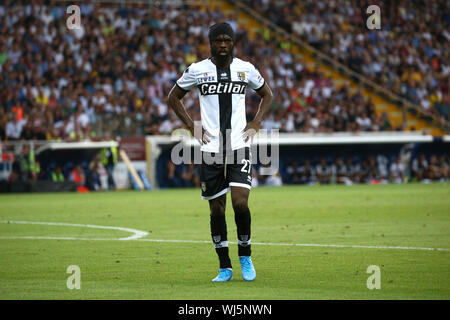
[176,57,265,153]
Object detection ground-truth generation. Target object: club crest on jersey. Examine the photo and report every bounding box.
[201,182,206,192]
[237,71,246,81]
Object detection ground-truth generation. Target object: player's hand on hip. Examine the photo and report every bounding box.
[242,121,260,143]
[189,121,212,145]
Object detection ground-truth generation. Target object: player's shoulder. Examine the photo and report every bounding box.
[233,57,257,70]
[187,58,215,72]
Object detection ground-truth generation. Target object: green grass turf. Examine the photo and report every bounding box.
[0,183,449,299]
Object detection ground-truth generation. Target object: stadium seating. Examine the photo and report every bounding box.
[1,0,403,144]
[241,0,449,128]
[0,1,448,190]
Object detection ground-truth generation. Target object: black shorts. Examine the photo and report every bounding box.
[200,147,252,200]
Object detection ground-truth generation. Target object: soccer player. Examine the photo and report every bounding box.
[167,22,273,282]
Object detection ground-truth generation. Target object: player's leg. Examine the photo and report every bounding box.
[200,152,232,281]
[230,186,255,281]
[230,186,251,257]
[228,147,256,281]
[209,193,232,271]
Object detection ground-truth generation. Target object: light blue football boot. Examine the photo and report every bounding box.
[211,268,233,282]
[239,256,256,281]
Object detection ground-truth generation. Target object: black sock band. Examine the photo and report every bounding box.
[210,214,232,269]
[234,208,251,256]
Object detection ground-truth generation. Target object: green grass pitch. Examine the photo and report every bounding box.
[0,183,449,299]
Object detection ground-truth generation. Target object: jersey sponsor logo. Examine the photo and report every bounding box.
[197,75,216,84]
[220,72,228,80]
[198,82,247,95]
[237,71,245,81]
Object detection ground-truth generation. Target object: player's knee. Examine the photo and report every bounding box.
[210,207,225,216]
[232,199,248,214]
[209,194,226,216]
[210,202,225,216]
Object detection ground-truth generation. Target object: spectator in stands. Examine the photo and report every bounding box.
[365,156,382,184]
[379,112,393,131]
[265,171,283,187]
[51,166,65,183]
[427,155,442,182]
[345,157,361,184]
[377,155,390,182]
[411,153,429,182]
[251,165,260,187]
[5,112,26,140]
[390,156,407,184]
[179,163,200,188]
[255,163,270,186]
[299,158,316,185]
[359,159,370,184]
[86,161,102,191]
[439,155,449,182]
[166,161,182,188]
[286,160,301,184]
[332,157,351,185]
[33,161,42,181]
[10,145,29,184]
[356,113,372,132]
[315,157,332,185]
[70,164,88,193]
[15,144,39,182]
[99,133,118,191]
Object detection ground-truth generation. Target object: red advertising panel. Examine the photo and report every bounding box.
[118,136,146,161]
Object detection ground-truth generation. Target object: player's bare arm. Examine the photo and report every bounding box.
[242,82,273,142]
[167,84,211,145]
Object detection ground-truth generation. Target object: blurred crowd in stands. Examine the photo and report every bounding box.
[161,152,449,189]
[3,140,118,192]
[244,0,450,126]
[5,145,449,190]
[1,1,448,191]
[281,153,449,185]
[0,0,406,145]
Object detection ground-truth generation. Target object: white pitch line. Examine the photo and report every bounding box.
[1,220,449,252]
[136,239,450,252]
[0,236,114,241]
[0,236,448,252]
[0,220,148,240]
[247,241,450,252]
